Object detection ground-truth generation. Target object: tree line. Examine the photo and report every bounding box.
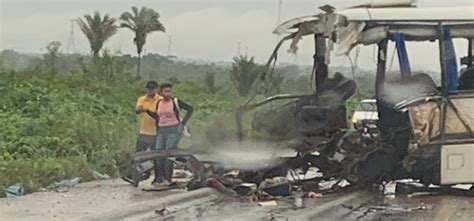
[76,6,165,77]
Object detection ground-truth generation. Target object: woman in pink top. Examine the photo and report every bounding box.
[146,83,193,185]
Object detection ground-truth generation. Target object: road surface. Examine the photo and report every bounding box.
[2,179,474,221]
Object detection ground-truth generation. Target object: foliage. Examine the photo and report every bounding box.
[43,41,62,72]
[230,55,262,97]
[76,11,118,57]
[0,50,380,198]
[120,6,165,77]
[204,71,221,94]
[265,72,284,96]
[0,69,241,196]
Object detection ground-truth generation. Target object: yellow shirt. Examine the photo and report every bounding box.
[136,94,161,135]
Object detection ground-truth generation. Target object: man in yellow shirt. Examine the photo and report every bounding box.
[123,80,161,184]
[135,80,161,150]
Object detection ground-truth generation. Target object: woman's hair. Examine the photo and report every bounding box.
[160,83,173,91]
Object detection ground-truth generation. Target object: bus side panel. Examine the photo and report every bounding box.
[441,144,474,184]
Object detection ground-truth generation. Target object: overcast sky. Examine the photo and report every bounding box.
[1,0,473,71]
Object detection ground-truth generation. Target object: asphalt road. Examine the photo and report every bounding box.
[2,179,474,221]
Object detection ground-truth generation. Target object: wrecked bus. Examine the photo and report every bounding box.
[129,2,474,192]
[242,2,474,189]
[331,4,474,186]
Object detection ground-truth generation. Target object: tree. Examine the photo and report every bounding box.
[120,6,165,77]
[204,71,221,94]
[43,41,62,72]
[265,72,284,96]
[76,11,117,57]
[230,55,261,97]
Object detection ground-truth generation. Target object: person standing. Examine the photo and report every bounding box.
[146,83,193,186]
[123,80,161,184]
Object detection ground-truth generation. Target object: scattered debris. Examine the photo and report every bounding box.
[258,201,278,207]
[260,177,291,197]
[295,196,304,208]
[234,183,257,196]
[47,177,80,190]
[4,183,24,197]
[155,207,170,216]
[304,191,323,198]
[368,203,432,213]
[173,169,193,179]
[92,171,110,180]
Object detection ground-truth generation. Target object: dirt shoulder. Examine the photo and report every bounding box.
[0,179,182,221]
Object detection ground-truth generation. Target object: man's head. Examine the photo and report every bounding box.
[160,83,173,99]
[146,80,158,96]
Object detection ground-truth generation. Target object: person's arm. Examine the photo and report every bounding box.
[177,99,194,126]
[145,100,160,120]
[135,97,145,114]
[145,109,158,120]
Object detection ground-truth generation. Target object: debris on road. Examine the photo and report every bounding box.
[368,203,432,213]
[92,171,110,180]
[155,207,170,216]
[258,200,278,207]
[47,177,80,190]
[234,183,257,196]
[304,191,323,198]
[4,183,24,197]
[295,196,304,208]
[260,177,291,197]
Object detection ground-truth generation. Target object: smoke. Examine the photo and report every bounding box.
[206,140,294,171]
[381,73,438,105]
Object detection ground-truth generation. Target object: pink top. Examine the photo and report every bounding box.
[157,99,180,127]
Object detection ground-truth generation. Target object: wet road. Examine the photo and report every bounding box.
[159,191,474,221]
[2,180,474,221]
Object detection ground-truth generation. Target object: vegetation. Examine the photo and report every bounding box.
[76,11,118,57]
[120,6,166,77]
[43,41,62,72]
[0,30,375,197]
[230,55,262,97]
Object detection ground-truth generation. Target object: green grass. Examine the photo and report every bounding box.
[0,70,241,196]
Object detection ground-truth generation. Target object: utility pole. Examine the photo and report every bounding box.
[167,35,173,55]
[276,0,283,26]
[237,41,242,56]
[66,19,76,54]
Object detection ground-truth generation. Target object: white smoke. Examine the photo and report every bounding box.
[381,74,438,105]
[207,140,294,171]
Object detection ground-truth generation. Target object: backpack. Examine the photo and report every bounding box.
[173,98,191,137]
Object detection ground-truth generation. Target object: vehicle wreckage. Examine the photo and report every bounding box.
[129,1,474,197]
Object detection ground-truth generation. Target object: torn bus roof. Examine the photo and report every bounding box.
[334,6,474,55]
[338,6,474,22]
[349,0,417,9]
[272,15,321,35]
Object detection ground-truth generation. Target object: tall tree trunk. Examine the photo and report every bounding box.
[137,53,141,78]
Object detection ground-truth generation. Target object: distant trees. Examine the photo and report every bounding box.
[119,6,165,77]
[205,71,221,94]
[266,73,284,96]
[76,11,118,57]
[230,55,261,97]
[43,41,62,72]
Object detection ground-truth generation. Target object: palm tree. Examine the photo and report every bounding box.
[120,6,165,77]
[230,55,261,97]
[76,11,117,57]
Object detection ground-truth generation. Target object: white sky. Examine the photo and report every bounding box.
[1,0,473,71]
